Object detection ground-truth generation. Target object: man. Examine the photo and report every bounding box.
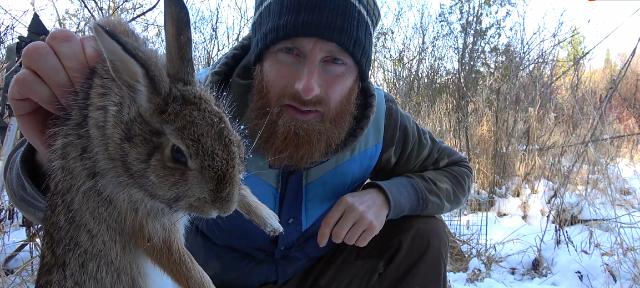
[5,0,472,287]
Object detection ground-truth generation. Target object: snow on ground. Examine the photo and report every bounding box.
[449,159,640,288]
[0,220,37,287]
[450,211,640,287]
[1,159,638,287]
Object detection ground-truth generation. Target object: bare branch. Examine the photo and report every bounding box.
[0,5,29,28]
[91,0,105,18]
[128,0,160,23]
[79,0,98,22]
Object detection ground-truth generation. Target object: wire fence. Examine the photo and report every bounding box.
[442,194,491,251]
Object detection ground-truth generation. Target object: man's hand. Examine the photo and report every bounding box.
[8,29,101,164]
[317,187,389,248]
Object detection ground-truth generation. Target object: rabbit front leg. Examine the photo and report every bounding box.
[237,185,284,236]
[137,226,215,288]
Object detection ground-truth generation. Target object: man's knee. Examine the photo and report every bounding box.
[379,216,449,253]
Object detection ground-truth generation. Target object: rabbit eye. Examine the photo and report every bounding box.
[170,144,188,166]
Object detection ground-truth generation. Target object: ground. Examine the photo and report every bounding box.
[449,159,640,288]
[1,159,639,287]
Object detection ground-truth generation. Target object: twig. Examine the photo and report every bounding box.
[0,5,28,28]
[91,0,105,18]
[551,7,640,84]
[579,34,640,153]
[537,132,640,151]
[79,0,97,22]
[128,0,161,23]
[51,1,65,28]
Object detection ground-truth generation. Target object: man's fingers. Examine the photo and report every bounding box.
[80,35,102,68]
[355,228,377,247]
[318,190,389,247]
[330,207,359,245]
[14,106,54,159]
[317,199,347,247]
[9,69,63,115]
[21,41,74,107]
[46,29,92,90]
[343,221,368,245]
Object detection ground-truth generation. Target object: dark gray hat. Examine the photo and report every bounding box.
[250,0,381,82]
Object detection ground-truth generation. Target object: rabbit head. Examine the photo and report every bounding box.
[88,0,243,217]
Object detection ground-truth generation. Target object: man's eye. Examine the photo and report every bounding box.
[330,57,345,65]
[280,47,296,55]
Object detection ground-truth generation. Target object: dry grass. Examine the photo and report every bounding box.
[373,2,640,285]
[0,197,40,287]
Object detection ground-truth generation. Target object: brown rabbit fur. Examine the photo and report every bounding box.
[36,0,282,287]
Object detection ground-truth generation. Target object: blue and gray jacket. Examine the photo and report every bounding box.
[4,36,472,287]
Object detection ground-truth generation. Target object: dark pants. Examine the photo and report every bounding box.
[276,216,449,288]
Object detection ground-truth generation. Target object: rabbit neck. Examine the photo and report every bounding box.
[39,170,188,286]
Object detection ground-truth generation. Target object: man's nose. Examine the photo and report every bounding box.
[294,63,321,100]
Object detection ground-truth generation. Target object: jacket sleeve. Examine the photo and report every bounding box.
[3,138,48,224]
[364,93,473,219]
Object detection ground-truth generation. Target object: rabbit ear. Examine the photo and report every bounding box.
[92,23,150,111]
[164,0,195,86]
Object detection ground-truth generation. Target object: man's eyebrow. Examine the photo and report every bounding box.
[320,46,352,61]
[324,47,349,56]
[271,40,349,58]
[320,42,350,56]
[273,40,296,48]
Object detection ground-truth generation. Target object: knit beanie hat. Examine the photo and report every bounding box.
[250,0,381,82]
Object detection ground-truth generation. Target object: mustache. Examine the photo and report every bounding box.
[275,92,325,110]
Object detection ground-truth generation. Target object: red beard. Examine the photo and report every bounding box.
[244,65,360,169]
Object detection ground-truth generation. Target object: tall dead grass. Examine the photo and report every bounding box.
[373,1,640,285]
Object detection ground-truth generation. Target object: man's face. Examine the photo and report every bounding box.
[245,37,361,169]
